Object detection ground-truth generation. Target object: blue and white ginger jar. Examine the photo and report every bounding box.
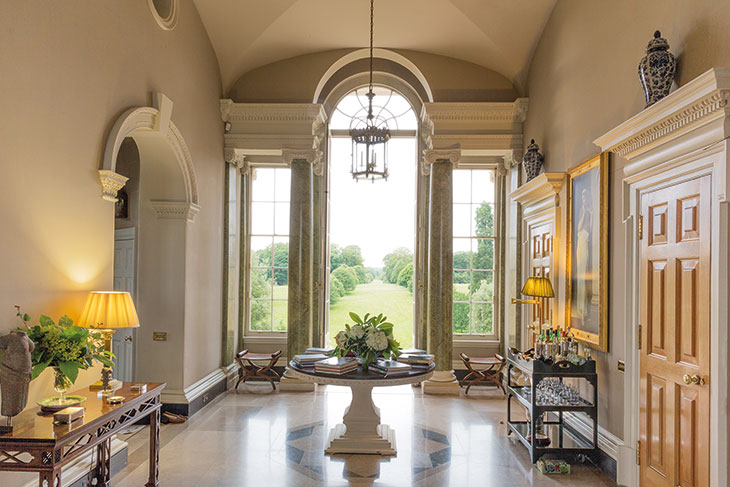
[638,30,676,108]
[523,139,544,183]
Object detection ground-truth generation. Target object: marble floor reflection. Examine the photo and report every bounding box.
[114,384,615,486]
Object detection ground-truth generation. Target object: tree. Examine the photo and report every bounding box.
[383,248,412,284]
[471,279,494,334]
[452,291,469,334]
[254,242,289,285]
[397,262,413,292]
[330,244,344,271]
[353,265,372,284]
[453,251,470,284]
[250,268,271,328]
[473,203,494,272]
[341,245,364,268]
[333,265,357,292]
[330,274,345,304]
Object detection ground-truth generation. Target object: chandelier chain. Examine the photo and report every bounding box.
[368,0,374,119]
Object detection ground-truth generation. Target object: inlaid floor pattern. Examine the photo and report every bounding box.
[115,384,615,486]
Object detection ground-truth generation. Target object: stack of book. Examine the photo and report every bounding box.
[370,359,412,376]
[292,353,329,368]
[313,357,358,375]
[396,353,435,369]
[304,347,334,355]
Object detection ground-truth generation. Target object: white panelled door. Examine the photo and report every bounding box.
[113,228,136,382]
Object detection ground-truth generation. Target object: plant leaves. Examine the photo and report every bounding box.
[39,315,55,327]
[58,315,74,328]
[32,360,51,380]
[348,312,363,324]
[58,361,80,384]
[93,354,115,368]
[22,313,31,323]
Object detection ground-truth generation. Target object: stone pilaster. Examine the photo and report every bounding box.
[423,150,460,395]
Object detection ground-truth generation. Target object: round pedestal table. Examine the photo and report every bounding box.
[287,362,434,456]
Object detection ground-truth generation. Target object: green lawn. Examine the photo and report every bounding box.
[327,280,414,349]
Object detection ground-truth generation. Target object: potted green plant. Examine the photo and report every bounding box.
[333,312,400,371]
[15,307,114,405]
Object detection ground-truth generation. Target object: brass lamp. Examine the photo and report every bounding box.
[511,276,555,340]
[78,291,139,390]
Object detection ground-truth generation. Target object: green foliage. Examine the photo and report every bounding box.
[329,274,346,304]
[341,245,364,268]
[333,265,358,292]
[452,291,470,334]
[253,243,289,285]
[332,312,401,367]
[382,247,412,284]
[330,244,344,271]
[16,308,114,384]
[353,265,373,284]
[473,203,494,271]
[396,262,414,292]
[250,268,271,326]
[453,251,470,283]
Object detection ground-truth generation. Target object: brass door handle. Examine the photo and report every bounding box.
[683,374,706,386]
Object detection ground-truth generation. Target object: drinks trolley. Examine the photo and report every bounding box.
[505,349,598,463]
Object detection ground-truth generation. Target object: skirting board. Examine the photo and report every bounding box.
[564,412,620,483]
[21,438,127,487]
[161,363,239,417]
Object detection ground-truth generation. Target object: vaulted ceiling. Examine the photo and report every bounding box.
[193,0,556,93]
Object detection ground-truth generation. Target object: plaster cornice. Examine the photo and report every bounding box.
[594,67,730,170]
[509,172,567,208]
[149,200,200,222]
[421,98,528,125]
[220,100,327,125]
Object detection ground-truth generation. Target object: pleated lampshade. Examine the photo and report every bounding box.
[77,291,140,329]
[521,276,555,298]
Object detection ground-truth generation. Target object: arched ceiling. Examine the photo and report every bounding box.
[193,0,556,93]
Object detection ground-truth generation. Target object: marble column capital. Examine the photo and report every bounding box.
[423,149,461,165]
[224,148,250,175]
[283,149,324,176]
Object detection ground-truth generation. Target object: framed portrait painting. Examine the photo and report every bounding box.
[566,152,609,351]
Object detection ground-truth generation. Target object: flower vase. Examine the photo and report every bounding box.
[638,30,676,108]
[358,355,373,372]
[52,367,72,405]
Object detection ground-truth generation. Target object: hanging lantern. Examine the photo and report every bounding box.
[350,0,390,182]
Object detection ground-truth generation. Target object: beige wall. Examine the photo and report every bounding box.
[523,0,730,438]
[0,4,222,475]
[229,49,517,103]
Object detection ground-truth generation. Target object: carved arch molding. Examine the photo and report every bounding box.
[99,92,199,221]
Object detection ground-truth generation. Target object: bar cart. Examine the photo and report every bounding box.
[505,348,598,463]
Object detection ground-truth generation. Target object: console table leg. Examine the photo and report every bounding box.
[38,468,61,487]
[94,438,112,487]
[145,408,161,487]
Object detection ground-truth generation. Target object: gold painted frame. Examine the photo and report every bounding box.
[566,152,609,351]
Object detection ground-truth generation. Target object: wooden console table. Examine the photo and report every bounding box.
[0,382,165,487]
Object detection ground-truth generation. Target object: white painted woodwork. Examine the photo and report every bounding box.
[113,228,136,382]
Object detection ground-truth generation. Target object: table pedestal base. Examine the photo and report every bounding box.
[324,383,397,456]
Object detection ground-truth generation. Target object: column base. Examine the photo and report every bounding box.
[422,370,460,395]
[278,368,315,392]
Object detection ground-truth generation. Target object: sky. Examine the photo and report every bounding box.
[328,136,416,268]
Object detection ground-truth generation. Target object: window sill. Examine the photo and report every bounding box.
[243,333,287,344]
[453,336,500,344]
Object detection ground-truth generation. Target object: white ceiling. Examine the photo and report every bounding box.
[193,0,557,93]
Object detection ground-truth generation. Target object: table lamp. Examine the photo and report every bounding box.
[77,291,139,391]
[511,276,554,340]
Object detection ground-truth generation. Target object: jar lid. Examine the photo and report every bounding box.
[647,30,669,52]
[526,139,541,152]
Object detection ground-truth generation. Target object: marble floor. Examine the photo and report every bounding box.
[115,384,615,487]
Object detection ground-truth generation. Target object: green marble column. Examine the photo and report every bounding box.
[427,158,454,372]
[287,159,314,359]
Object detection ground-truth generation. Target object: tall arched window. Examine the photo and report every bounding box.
[326,86,418,347]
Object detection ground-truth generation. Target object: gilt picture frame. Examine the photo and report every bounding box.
[566,152,609,351]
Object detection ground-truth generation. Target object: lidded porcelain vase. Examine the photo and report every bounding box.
[638,30,676,108]
[522,139,544,183]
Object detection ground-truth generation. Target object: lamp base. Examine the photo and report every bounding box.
[89,378,123,391]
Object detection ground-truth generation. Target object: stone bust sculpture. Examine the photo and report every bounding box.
[0,330,35,421]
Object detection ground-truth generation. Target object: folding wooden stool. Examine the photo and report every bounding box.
[459,352,506,395]
[235,349,282,391]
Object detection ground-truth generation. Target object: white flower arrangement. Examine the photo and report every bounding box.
[332,312,401,370]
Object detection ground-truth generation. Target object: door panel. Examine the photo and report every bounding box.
[113,230,136,382]
[527,220,553,346]
[640,176,710,487]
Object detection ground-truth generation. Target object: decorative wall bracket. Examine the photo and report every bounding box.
[98,170,129,202]
[224,148,250,175]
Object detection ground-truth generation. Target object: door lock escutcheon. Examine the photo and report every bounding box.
[683,374,706,386]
